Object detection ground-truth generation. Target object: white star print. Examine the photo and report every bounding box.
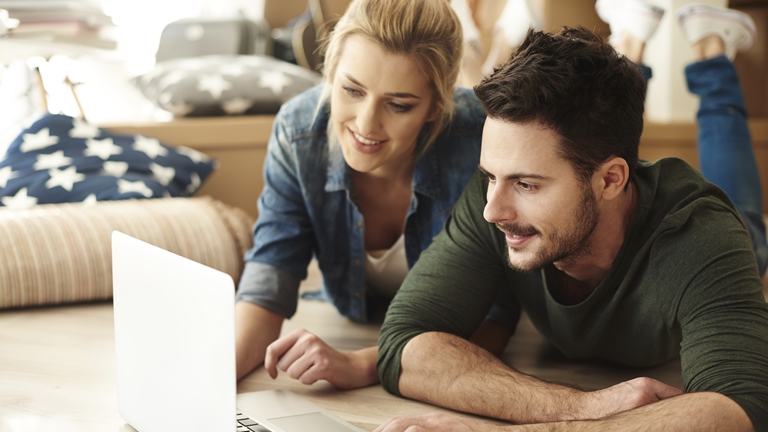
[222,98,253,114]
[34,151,72,170]
[150,163,175,185]
[117,179,153,198]
[0,166,15,188]
[175,146,208,164]
[85,138,123,160]
[219,64,247,77]
[46,166,85,192]
[20,128,59,152]
[82,193,97,206]
[69,118,100,139]
[187,172,201,194]
[133,135,167,159]
[1,187,38,209]
[258,70,291,95]
[158,70,189,90]
[197,74,232,99]
[164,101,195,117]
[103,161,129,177]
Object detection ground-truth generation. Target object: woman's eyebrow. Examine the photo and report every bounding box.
[341,72,421,99]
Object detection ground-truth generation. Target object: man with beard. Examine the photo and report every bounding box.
[375,4,768,432]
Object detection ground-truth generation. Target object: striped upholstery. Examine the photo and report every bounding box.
[0,197,255,309]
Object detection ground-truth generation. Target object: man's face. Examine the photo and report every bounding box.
[480,118,600,273]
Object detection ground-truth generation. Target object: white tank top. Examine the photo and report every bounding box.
[364,234,409,299]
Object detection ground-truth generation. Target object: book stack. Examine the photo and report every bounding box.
[2,0,115,49]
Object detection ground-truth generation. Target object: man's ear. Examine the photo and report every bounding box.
[597,157,630,201]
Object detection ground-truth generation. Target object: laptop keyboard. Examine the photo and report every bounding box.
[236,411,270,432]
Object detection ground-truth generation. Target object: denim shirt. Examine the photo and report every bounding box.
[236,85,486,323]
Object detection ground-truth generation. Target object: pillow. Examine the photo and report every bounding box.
[0,196,255,310]
[133,54,322,116]
[0,114,216,209]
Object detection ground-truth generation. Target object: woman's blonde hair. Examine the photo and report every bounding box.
[319,0,463,157]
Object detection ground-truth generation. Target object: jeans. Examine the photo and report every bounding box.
[685,56,768,276]
[640,57,767,276]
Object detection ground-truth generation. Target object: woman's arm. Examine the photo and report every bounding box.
[235,301,285,380]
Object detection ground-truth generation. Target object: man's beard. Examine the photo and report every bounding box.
[498,185,600,273]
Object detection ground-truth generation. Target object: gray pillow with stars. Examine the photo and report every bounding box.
[134,54,323,117]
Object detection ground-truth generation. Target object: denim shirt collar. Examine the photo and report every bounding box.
[324,125,443,200]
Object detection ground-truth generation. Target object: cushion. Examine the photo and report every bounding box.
[0,196,255,310]
[133,54,322,116]
[0,114,216,209]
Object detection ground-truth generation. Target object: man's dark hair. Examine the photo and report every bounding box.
[474,27,646,185]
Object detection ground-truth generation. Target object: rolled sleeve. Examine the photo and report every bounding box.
[236,261,302,318]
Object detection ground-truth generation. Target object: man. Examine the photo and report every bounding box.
[375,2,768,431]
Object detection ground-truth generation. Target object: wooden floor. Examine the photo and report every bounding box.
[0,261,766,431]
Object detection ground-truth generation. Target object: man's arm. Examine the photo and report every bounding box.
[374,391,753,431]
[398,331,681,424]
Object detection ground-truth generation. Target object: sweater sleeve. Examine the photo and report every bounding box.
[670,206,768,431]
[377,171,519,395]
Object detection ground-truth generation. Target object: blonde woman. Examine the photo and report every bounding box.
[235,0,512,388]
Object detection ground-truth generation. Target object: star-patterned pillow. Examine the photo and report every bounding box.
[0,114,217,209]
[134,54,323,117]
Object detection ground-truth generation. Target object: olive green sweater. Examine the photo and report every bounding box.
[378,158,768,430]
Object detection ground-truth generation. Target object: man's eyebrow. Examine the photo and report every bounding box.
[341,72,421,99]
[477,165,549,181]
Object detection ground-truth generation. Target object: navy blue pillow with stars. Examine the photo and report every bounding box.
[0,114,216,209]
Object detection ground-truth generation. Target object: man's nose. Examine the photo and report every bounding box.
[483,184,516,224]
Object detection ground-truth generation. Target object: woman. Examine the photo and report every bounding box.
[235,0,511,389]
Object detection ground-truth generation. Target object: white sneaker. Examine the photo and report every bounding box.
[451,0,482,48]
[596,0,665,46]
[495,0,541,48]
[676,4,756,60]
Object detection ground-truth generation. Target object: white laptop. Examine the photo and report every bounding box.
[112,231,365,432]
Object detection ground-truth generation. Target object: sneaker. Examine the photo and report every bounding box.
[676,4,756,60]
[596,0,665,46]
[495,0,541,48]
[451,0,482,49]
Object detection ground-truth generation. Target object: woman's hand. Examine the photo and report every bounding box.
[264,328,379,389]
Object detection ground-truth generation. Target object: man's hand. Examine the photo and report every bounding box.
[374,413,494,432]
[584,377,683,419]
[264,328,379,389]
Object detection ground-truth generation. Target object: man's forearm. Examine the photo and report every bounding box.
[395,332,753,431]
[398,331,589,423]
[513,392,753,432]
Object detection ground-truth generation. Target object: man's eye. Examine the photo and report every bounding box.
[518,181,533,191]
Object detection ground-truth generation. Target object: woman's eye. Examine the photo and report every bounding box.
[343,85,361,96]
[389,102,412,113]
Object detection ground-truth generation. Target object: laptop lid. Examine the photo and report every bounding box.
[112,231,235,432]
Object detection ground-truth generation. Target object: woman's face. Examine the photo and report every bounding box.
[330,35,436,177]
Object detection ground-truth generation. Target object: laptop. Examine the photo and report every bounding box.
[111,231,365,432]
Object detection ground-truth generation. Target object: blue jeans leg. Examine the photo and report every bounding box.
[685,55,768,276]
